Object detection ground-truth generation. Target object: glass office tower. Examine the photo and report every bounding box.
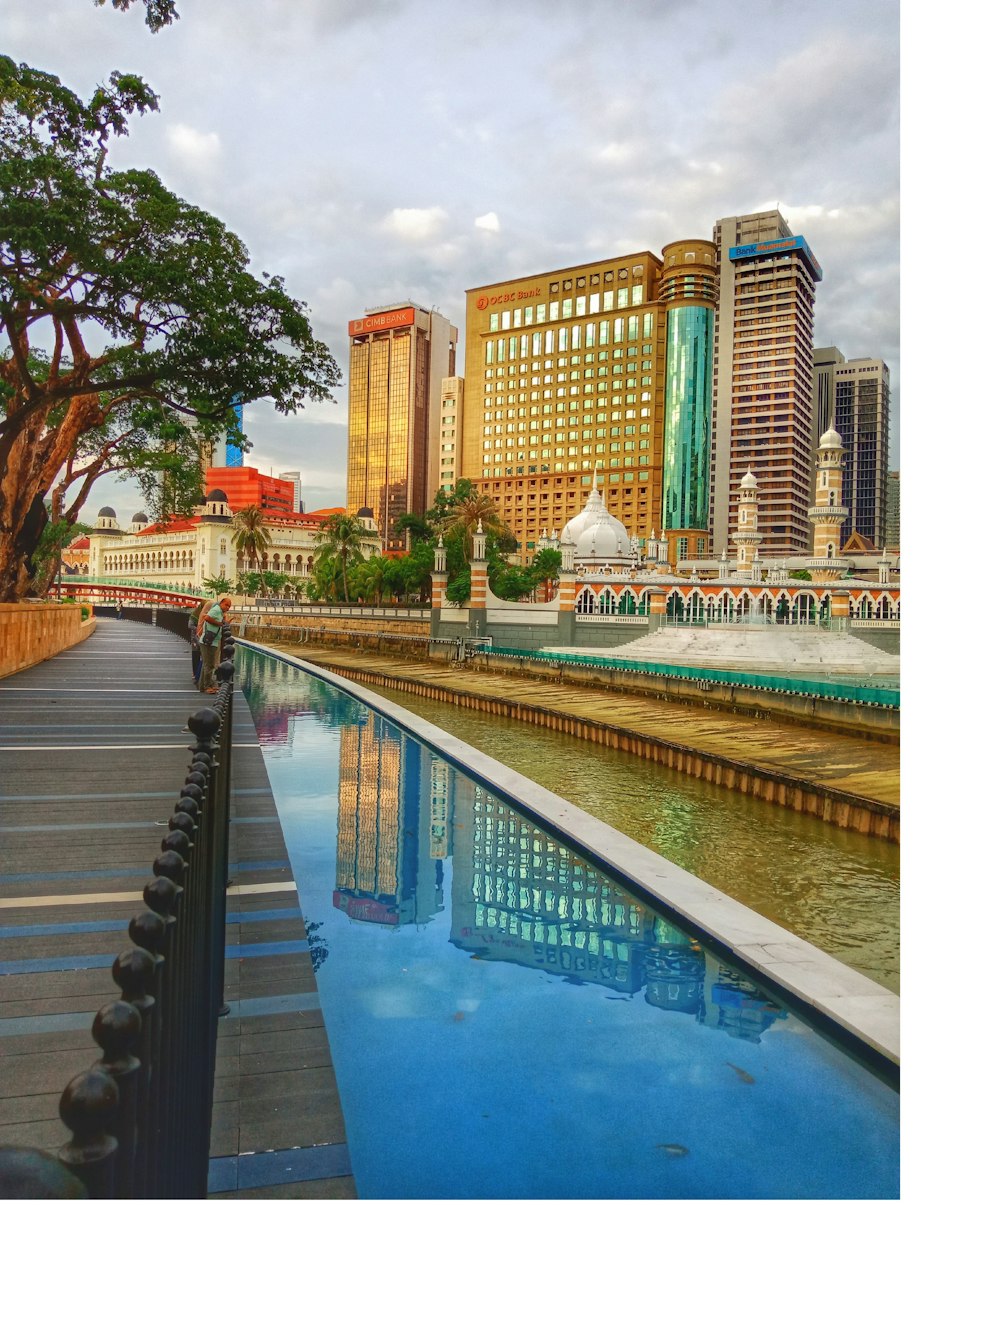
[659,241,717,534]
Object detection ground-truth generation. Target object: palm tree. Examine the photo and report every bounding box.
[231,505,272,578]
[314,513,368,603]
[444,491,509,560]
[357,554,395,606]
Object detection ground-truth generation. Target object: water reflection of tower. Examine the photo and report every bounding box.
[450,782,653,992]
[449,780,784,1042]
[333,715,444,927]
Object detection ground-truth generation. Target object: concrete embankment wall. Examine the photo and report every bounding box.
[0,603,96,679]
[244,616,897,741]
[465,654,900,742]
[288,660,899,844]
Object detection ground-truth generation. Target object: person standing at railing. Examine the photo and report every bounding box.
[198,596,232,694]
[189,600,210,685]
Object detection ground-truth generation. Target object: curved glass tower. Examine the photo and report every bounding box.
[659,241,718,534]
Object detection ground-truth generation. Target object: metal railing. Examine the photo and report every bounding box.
[0,628,237,1198]
[480,645,900,709]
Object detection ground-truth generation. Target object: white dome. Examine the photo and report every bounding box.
[560,476,607,544]
[575,510,630,559]
[740,469,758,489]
[820,424,843,448]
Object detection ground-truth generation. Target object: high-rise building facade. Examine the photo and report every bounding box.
[659,239,718,533]
[712,210,822,556]
[834,357,890,549]
[885,470,900,549]
[346,304,458,553]
[203,464,295,515]
[278,470,303,513]
[436,376,464,499]
[812,347,891,547]
[463,253,667,559]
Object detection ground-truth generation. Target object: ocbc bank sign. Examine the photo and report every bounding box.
[476,286,542,311]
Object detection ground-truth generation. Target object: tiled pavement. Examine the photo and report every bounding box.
[0,618,355,1199]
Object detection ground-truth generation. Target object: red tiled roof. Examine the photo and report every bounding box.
[135,517,199,536]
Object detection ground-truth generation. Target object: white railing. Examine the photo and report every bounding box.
[251,602,430,620]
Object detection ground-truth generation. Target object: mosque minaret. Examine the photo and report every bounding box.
[806,423,850,578]
[731,469,762,577]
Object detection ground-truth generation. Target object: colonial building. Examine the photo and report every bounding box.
[77,490,380,593]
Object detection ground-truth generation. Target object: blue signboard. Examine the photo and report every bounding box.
[729,235,822,281]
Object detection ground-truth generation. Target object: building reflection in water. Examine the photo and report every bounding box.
[242,652,368,743]
[333,713,446,928]
[328,712,783,1043]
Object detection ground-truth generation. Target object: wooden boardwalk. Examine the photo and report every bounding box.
[0,619,354,1199]
[281,644,901,813]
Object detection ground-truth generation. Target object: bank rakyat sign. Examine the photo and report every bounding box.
[729,235,822,282]
[348,307,416,336]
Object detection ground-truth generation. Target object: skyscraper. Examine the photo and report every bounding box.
[436,376,464,499]
[813,347,891,547]
[463,252,669,559]
[346,304,458,553]
[659,238,717,534]
[885,470,900,549]
[712,210,822,556]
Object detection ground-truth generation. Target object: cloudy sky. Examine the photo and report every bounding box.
[3,0,900,523]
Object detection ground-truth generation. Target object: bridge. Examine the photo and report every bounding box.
[51,582,204,610]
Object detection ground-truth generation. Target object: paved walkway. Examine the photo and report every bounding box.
[282,645,900,811]
[0,619,354,1199]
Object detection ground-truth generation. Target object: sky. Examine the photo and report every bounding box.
[1,0,901,524]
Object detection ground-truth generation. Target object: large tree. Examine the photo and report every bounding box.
[0,58,341,600]
[96,1,179,33]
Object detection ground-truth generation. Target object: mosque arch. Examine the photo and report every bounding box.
[665,591,684,621]
[597,588,617,615]
[575,587,597,614]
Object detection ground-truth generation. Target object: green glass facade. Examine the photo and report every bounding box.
[662,306,714,531]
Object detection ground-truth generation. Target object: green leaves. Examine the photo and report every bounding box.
[94,1,179,34]
[0,59,340,599]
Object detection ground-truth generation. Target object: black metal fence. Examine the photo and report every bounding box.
[0,627,237,1199]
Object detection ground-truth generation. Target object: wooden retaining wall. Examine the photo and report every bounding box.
[301,659,899,844]
[0,603,97,680]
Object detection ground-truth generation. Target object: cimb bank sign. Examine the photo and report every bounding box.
[348,307,416,336]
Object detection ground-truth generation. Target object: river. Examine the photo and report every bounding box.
[363,682,900,993]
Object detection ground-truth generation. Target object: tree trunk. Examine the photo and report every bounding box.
[0,397,104,602]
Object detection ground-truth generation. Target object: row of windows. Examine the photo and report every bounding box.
[484,318,655,362]
[486,351,653,378]
[482,464,653,479]
[483,425,652,450]
[487,283,646,331]
[485,391,652,411]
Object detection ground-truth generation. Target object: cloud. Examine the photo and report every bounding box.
[380,206,449,244]
[474,212,501,233]
[165,123,223,176]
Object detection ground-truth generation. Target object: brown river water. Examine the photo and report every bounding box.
[365,683,900,994]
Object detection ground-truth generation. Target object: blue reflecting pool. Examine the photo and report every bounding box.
[240,648,899,1200]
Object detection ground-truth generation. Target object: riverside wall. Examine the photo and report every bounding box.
[243,615,899,741]
[0,603,96,679]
